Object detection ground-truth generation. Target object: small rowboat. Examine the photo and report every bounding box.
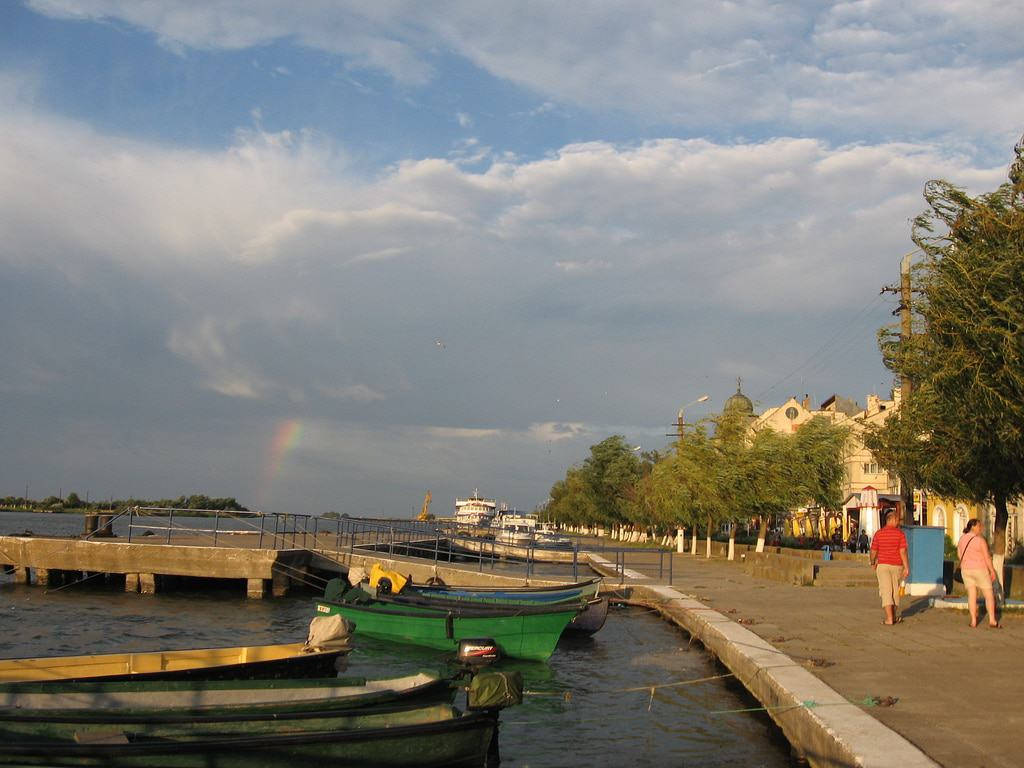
[316,595,584,661]
[399,577,608,635]
[0,702,499,768]
[404,577,602,606]
[0,672,452,717]
[0,642,349,685]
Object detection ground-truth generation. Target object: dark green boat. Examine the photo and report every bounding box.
[0,702,499,768]
[0,672,452,719]
[315,593,582,661]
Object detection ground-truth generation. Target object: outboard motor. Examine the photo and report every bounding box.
[456,638,501,666]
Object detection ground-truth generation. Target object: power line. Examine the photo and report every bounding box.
[754,292,887,403]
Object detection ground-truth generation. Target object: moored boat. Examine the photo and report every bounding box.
[0,702,500,768]
[406,577,601,606]
[315,594,582,661]
[0,642,348,685]
[0,672,452,716]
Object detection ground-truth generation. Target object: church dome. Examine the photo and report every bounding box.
[724,379,754,415]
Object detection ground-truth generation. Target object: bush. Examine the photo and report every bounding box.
[944,534,957,561]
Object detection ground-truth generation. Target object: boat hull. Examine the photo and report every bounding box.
[566,597,609,634]
[0,703,497,768]
[0,673,453,717]
[0,643,347,685]
[316,600,577,661]
[407,577,601,606]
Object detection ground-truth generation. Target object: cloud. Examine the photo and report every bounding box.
[527,422,589,443]
[316,384,387,403]
[25,1,1024,143]
[455,112,472,128]
[0,79,1015,510]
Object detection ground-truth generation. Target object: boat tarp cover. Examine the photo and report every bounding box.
[305,615,354,650]
[369,563,409,594]
[467,670,523,710]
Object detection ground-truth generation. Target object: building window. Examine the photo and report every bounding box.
[785,407,798,420]
[862,462,879,475]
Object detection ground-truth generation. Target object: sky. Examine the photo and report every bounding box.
[1,1,1022,517]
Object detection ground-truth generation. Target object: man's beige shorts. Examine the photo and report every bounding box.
[876,563,902,607]
[961,568,993,591]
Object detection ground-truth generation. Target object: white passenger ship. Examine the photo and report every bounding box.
[454,490,498,527]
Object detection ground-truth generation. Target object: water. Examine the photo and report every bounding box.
[0,512,796,766]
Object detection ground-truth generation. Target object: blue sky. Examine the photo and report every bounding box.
[1,1,1022,515]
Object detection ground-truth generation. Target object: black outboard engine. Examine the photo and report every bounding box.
[456,637,501,666]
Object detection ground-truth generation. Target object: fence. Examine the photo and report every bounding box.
[120,508,676,585]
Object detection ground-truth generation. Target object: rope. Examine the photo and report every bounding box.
[42,570,109,594]
[524,672,735,700]
[710,695,897,715]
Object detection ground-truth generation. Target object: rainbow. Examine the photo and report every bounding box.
[257,419,303,509]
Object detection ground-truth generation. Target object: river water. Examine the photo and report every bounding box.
[0,511,795,767]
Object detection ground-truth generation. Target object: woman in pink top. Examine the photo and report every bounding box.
[957,519,1000,628]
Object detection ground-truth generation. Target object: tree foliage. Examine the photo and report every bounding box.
[868,133,1024,555]
[545,411,848,535]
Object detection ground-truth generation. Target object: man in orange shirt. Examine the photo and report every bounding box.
[870,510,910,625]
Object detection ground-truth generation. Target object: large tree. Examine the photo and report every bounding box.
[870,133,1024,564]
[546,436,642,532]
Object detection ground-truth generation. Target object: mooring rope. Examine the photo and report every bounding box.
[42,570,109,594]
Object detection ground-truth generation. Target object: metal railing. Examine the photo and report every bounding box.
[122,509,678,585]
[123,508,584,582]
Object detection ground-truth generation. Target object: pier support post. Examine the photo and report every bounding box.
[34,568,52,586]
[139,573,158,595]
[13,566,28,584]
[271,570,290,598]
[125,573,140,593]
[247,578,267,599]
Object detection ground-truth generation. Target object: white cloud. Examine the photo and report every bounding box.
[0,81,1016,511]
[455,112,472,128]
[26,1,1024,140]
[527,422,589,443]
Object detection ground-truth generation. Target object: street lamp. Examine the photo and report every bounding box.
[672,395,710,439]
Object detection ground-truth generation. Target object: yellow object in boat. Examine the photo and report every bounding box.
[369,563,408,594]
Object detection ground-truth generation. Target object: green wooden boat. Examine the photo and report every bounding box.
[0,702,498,768]
[315,595,581,661]
[0,672,452,718]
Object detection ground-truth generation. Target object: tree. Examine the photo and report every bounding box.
[65,492,82,508]
[871,133,1024,565]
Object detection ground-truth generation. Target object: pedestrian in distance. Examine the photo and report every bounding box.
[858,530,869,553]
[870,511,909,625]
[957,518,1001,629]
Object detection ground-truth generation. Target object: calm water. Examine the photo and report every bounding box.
[0,512,795,767]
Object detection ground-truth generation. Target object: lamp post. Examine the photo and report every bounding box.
[674,395,710,439]
[671,395,710,553]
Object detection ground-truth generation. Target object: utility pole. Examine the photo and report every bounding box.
[881,253,918,523]
[900,253,916,523]
[900,252,913,401]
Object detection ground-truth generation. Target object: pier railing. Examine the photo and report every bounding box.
[121,508,675,585]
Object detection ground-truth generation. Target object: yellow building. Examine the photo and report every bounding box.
[927,495,1021,556]
[751,388,901,504]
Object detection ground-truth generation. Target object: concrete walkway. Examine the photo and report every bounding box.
[598,549,1023,768]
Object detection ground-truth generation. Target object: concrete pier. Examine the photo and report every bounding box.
[0,533,572,598]
[0,536,312,598]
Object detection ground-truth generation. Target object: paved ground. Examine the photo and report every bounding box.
[601,548,1023,768]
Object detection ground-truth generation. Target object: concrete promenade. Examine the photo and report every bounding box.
[595,547,1022,768]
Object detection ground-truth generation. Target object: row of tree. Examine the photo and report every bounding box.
[1,494,248,512]
[866,133,1024,568]
[543,408,849,550]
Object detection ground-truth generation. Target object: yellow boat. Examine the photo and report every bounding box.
[0,642,349,684]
